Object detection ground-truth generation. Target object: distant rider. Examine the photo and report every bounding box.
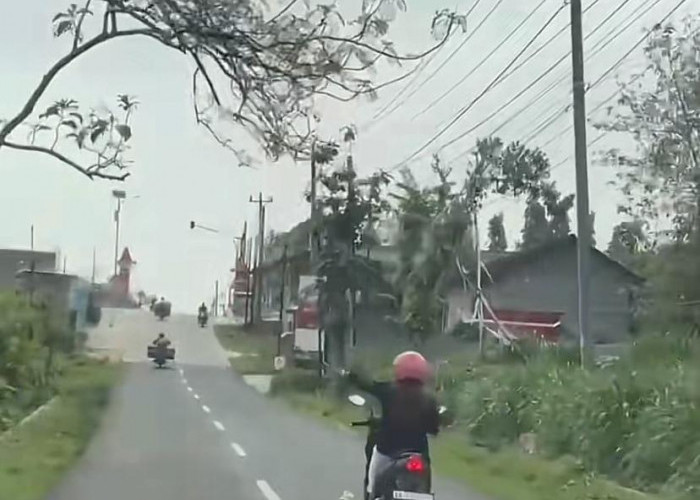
[347,351,440,498]
[198,302,208,317]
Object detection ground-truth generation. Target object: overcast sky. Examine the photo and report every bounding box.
[1,0,694,311]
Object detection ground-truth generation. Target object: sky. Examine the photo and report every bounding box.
[1,0,695,312]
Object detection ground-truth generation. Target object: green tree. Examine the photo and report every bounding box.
[521,200,550,250]
[316,151,390,376]
[607,218,649,267]
[596,18,700,242]
[0,1,465,180]
[520,182,575,250]
[394,138,553,343]
[487,213,508,252]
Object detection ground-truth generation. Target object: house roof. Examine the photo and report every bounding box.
[452,235,644,289]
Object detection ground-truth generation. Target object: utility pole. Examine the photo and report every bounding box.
[309,140,319,270]
[63,255,67,274]
[277,244,288,356]
[30,225,34,250]
[112,190,126,277]
[570,0,592,366]
[474,212,485,358]
[214,280,219,317]
[249,192,273,323]
[91,247,96,284]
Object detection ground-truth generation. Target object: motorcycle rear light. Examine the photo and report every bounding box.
[405,455,425,473]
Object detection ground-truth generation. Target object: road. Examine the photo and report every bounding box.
[48,309,489,500]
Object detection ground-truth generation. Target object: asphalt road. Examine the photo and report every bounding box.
[48,309,489,500]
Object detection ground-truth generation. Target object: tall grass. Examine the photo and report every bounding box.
[454,334,700,498]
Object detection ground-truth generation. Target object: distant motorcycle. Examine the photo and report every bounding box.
[153,300,171,321]
[198,311,208,328]
[348,394,446,500]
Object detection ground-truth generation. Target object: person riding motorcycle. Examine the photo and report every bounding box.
[152,332,171,349]
[198,302,208,317]
[347,351,440,498]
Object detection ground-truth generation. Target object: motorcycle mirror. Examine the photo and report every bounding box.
[347,394,366,407]
[438,405,448,415]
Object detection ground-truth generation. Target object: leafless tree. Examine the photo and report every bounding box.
[0,0,466,181]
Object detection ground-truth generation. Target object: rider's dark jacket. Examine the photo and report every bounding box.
[348,372,440,459]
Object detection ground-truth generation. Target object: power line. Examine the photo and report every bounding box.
[375,0,494,122]
[521,0,688,148]
[391,2,568,170]
[443,0,655,158]
[447,0,668,164]
[411,0,550,120]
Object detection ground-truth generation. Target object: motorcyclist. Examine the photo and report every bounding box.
[347,351,440,498]
[198,302,208,317]
[152,332,171,348]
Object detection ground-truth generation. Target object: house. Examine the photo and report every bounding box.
[445,235,645,346]
[0,249,56,290]
[15,270,93,331]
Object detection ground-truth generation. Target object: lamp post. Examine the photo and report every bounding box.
[112,190,126,276]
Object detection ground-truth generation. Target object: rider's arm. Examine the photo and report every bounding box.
[348,371,390,400]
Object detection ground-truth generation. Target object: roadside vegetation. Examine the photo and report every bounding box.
[0,292,122,500]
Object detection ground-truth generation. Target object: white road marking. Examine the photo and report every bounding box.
[187,386,193,392]
[213,420,225,431]
[179,368,184,375]
[194,394,200,400]
[256,480,281,500]
[202,405,211,414]
[231,442,247,457]
[182,378,188,384]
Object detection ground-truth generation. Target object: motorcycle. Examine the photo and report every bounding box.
[147,344,175,368]
[348,393,446,500]
[198,311,208,328]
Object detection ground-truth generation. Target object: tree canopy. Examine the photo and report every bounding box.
[0,0,465,180]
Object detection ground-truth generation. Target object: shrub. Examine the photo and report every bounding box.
[452,333,700,496]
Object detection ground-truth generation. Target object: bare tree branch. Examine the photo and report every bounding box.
[3,141,129,180]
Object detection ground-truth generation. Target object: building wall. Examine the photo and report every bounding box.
[0,250,56,289]
[15,272,73,325]
[447,248,639,345]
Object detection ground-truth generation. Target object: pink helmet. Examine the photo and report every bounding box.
[393,351,431,383]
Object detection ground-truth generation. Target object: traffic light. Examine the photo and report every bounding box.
[189,221,195,229]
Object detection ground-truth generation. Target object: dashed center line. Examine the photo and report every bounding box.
[182,378,188,384]
[179,368,184,375]
[231,442,247,457]
[202,405,211,414]
[194,394,200,400]
[213,420,225,431]
[187,386,193,392]
[256,480,281,500]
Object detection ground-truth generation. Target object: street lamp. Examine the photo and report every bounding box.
[112,190,126,276]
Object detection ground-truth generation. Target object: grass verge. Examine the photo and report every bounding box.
[214,323,277,374]
[0,357,122,500]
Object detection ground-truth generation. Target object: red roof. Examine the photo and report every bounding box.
[484,309,564,342]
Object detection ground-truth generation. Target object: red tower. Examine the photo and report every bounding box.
[115,247,136,297]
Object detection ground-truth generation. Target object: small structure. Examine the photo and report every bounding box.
[445,235,645,347]
[15,270,93,331]
[0,249,56,290]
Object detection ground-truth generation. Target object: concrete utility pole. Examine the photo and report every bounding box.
[570,0,592,365]
[309,140,320,270]
[249,192,273,323]
[30,225,34,250]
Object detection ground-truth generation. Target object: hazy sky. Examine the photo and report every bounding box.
[1,0,694,311]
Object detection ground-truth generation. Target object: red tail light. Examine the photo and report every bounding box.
[405,454,425,473]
